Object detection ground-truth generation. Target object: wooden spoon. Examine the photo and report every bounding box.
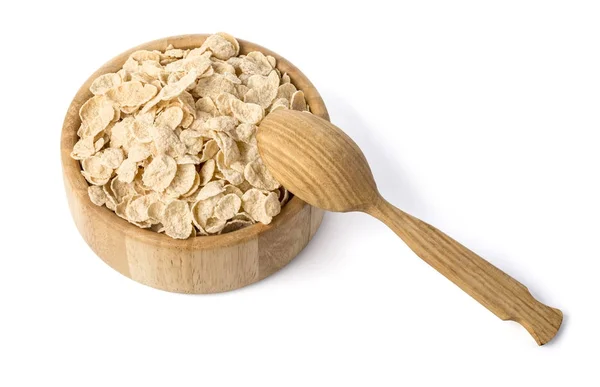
[257,109,562,345]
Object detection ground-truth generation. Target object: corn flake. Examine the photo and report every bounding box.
[290,90,307,111]
[205,217,227,233]
[214,193,242,220]
[199,158,215,186]
[142,155,177,192]
[71,136,97,160]
[79,95,115,138]
[196,180,226,200]
[165,164,196,198]
[116,158,138,183]
[198,34,238,60]
[90,73,122,95]
[125,194,158,222]
[240,51,273,76]
[163,200,193,239]
[242,189,274,224]
[106,81,158,107]
[100,148,124,169]
[244,158,280,190]
[88,185,107,206]
[276,83,297,100]
[230,99,264,124]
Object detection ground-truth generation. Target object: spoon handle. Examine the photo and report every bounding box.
[368,197,562,345]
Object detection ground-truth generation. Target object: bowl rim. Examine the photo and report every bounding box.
[61,34,329,249]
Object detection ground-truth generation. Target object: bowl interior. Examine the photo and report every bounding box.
[61,34,329,249]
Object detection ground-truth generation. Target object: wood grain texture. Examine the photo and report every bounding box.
[370,200,563,345]
[61,35,327,294]
[258,110,563,345]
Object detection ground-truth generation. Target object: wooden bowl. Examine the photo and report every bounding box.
[60,34,329,294]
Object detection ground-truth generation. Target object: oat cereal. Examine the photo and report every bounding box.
[71,33,309,239]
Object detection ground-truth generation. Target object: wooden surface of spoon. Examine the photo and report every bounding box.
[257,109,563,345]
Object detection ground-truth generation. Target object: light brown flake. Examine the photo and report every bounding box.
[165,52,211,73]
[131,112,154,143]
[276,83,297,100]
[126,194,158,222]
[237,140,260,164]
[215,92,237,115]
[100,148,124,169]
[244,158,280,190]
[203,116,238,133]
[94,137,106,152]
[88,185,107,206]
[71,136,97,160]
[110,116,135,149]
[270,98,289,112]
[198,34,238,60]
[229,123,256,144]
[130,50,161,63]
[106,81,158,107]
[216,151,244,185]
[177,154,201,165]
[115,194,135,220]
[181,172,201,198]
[244,70,279,108]
[199,139,219,162]
[230,99,264,124]
[196,180,226,200]
[264,191,281,217]
[211,60,236,75]
[199,159,215,186]
[90,73,122,95]
[110,177,137,203]
[116,158,138,183]
[205,217,227,234]
[128,145,152,163]
[79,95,115,138]
[216,32,240,57]
[147,201,166,223]
[214,193,242,220]
[82,155,113,186]
[155,106,184,130]
[195,96,218,116]
[142,155,177,192]
[142,70,198,112]
[191,193,223,229]
[140,60,163,78]
[163,200,193,239]
[241,188,272,224]
[165,164,196,198]
[179,129,204,155]
[193,74,237,99]
[240,51,273,76]
[149,124,186,158]
[215,132,240,166]
[290,90,307,111]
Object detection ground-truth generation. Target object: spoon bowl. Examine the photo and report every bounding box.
[258,110,377,212]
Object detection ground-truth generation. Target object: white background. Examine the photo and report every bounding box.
[1,1,599,386]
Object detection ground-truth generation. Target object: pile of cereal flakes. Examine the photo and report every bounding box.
[70,33,310,239]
